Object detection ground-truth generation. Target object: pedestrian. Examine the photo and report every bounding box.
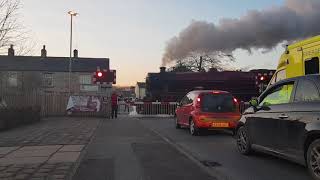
[124,99,130,113]
[111,92,118,119]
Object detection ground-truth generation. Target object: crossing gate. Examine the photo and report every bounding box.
[132,102,178,115]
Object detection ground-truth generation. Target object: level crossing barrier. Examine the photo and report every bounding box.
[131,102,178,115]
[129,101,250,116]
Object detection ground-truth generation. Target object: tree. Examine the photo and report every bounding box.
[167,59,193,72]
[169,51,235,72]
[0,0,35,55]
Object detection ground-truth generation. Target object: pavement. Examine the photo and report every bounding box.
[0,117,101,180]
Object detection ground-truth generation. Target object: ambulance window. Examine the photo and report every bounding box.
[305,57,319,75]
[270,75,276,85]
[275,69,286,82]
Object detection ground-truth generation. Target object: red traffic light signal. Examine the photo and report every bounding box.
[93,70,106,84]
[259,76,265,81]
[93,69,116,85]
[97,72,103,77]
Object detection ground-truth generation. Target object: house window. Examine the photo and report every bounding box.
[79,74,97,92]
[43,73,54,87]
[8,72,18,87]
[79,75,92,85]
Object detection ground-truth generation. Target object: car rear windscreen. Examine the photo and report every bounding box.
[201,94,235,113]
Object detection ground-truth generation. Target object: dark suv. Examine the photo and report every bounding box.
[236,75,320,180]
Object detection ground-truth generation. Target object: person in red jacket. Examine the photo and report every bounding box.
[111,92,118,119]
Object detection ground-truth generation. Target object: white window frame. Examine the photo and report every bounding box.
[43,73,54,87]
[8,72,18,87]
[79,74,98,92]
[79,74,92,85]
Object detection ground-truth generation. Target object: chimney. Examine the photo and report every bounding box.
[73,49,78,58]
[41,45,47,57]
[8,45,14,56]
[160,67,166,73]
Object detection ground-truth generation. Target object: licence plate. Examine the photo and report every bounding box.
[212,122,229,128]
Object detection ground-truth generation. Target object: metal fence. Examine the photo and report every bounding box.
[130,101,250,116]
[133,102,178,115]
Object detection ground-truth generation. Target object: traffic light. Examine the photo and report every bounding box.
[92,68,116,85]
[256,73,273,93]
[93,70,107,84]
[258,75,267,83]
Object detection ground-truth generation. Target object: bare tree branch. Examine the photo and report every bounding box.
[169,51,235,72]
[0,0,35,55]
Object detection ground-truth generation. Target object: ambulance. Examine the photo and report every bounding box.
[270,35,320,86]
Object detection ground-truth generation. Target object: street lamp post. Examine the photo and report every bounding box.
[68,11,78,94]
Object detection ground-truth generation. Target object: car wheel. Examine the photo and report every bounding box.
[307,139,320,180]
[189,119,199,136]
[175,115,181,129]
[236,126,251,155]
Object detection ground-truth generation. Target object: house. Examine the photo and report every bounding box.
[0,45,111,95]
[135,82,146,99]
[0,45,113,117]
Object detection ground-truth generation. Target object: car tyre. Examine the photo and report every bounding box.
[307,139,320,180]
[175,115,181,129]
[236,126,252,155]
[189,119,200,136]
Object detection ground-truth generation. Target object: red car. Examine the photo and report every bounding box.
[175,90,241,135]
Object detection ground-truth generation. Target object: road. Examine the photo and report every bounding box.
[73,116,215,180]
[73,116,312,180]
[139,117,311,180]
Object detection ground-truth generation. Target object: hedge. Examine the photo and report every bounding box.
[0,106,41,131]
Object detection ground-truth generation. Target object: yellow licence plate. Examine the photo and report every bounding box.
[212,122,229,128]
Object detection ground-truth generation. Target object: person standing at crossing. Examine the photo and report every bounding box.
[111,92,118,119]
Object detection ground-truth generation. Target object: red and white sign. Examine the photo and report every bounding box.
[66,96,101,112]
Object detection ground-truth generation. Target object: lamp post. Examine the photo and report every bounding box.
[68,11,78,94]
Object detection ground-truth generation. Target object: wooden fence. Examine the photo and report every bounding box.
[0,92,111,118]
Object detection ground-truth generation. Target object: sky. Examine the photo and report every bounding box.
[22,0,285,86]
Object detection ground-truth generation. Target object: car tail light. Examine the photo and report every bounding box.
[233,98,238,103]
[195,96,201,108]
[233,97,240,112]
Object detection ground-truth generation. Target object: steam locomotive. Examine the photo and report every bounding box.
[145,67,275,102]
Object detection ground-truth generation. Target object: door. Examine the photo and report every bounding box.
[183,92,195,126]
[284,78,320,162]
[248,81,295,150]
[176,95,189,125]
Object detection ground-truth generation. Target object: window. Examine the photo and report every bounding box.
[79,75,92,85]
[275,69,286,82]
[260,83,294,106]
[305,57,319,75]
[180,95,189,106]
[43,73,53,87]
[187,93,195,104]
[201,94,236,113]
[294,80,320,102]
[8,72,18,87]
[269,75,276,86]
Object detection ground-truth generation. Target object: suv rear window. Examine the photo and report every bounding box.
[201,94,235,113]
